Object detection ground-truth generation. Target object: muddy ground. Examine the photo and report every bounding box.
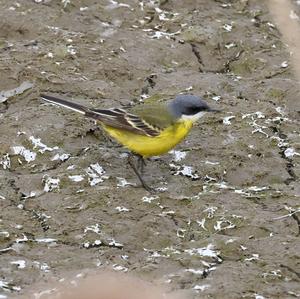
[0,0,300,298]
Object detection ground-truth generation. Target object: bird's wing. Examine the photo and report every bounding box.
[89,108,161,137]
[41,94,168,137]
[129,102,175,129]
[92,102,176,136]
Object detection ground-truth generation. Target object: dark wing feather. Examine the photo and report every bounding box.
[88,108,161,137]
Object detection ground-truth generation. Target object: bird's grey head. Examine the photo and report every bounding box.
[168,95,217,121]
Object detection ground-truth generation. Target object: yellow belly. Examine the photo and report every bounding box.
[102,120,194,158]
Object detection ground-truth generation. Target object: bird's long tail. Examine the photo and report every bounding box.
[40,94,89,115]
[40,94,159,136]
[40,94,111,122]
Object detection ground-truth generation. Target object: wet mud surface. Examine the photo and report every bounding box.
[0,0,300,298]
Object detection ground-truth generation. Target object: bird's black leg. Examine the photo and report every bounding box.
[137,155,147,174]
[127,154,155,193]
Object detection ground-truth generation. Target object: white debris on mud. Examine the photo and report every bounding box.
[12,146,36,163]
[148,29,181,40]
[185,244,221,260]
[43,176,60,192]
[223,115,235,125]
[171,164,200,180]
[29,136,58,153]
[0,280,21,292]
[51,153,70,161]
[284,147,300,158]
[222,23,233,32]
[212,95,221,101]
[244,253,260,262]
[10,260,26,269]
[115,206,130,212]
[84,224,101,234]
[0,231,9,238]
[85,163,108,186]
[142,195,159,203]
[112,264,128,272]
[106,0,130,9]
[185,268,204,275]
[0,153,11,169]
[116,177,133,187]
[33,261,50,273]
[169,150,187,162]
[108,239,123,248]
[21,191,36,199]
[35,238,57,243]
[68,175,85,182]
[225,42,236,49]
[193,284,211,292]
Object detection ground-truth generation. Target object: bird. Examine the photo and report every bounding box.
[40,94,219,191]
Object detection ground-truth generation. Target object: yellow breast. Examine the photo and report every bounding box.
[102,120,194,158]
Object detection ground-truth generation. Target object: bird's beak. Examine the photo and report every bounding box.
[207,107,221,113]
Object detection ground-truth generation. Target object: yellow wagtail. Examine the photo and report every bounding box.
[41,94,219,191]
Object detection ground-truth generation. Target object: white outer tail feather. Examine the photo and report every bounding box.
[41,95,86,115]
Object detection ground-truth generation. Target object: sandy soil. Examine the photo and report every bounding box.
[0,0,300,298]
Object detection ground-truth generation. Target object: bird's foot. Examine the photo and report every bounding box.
[128,154,156,192]
[140,181,157,194]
